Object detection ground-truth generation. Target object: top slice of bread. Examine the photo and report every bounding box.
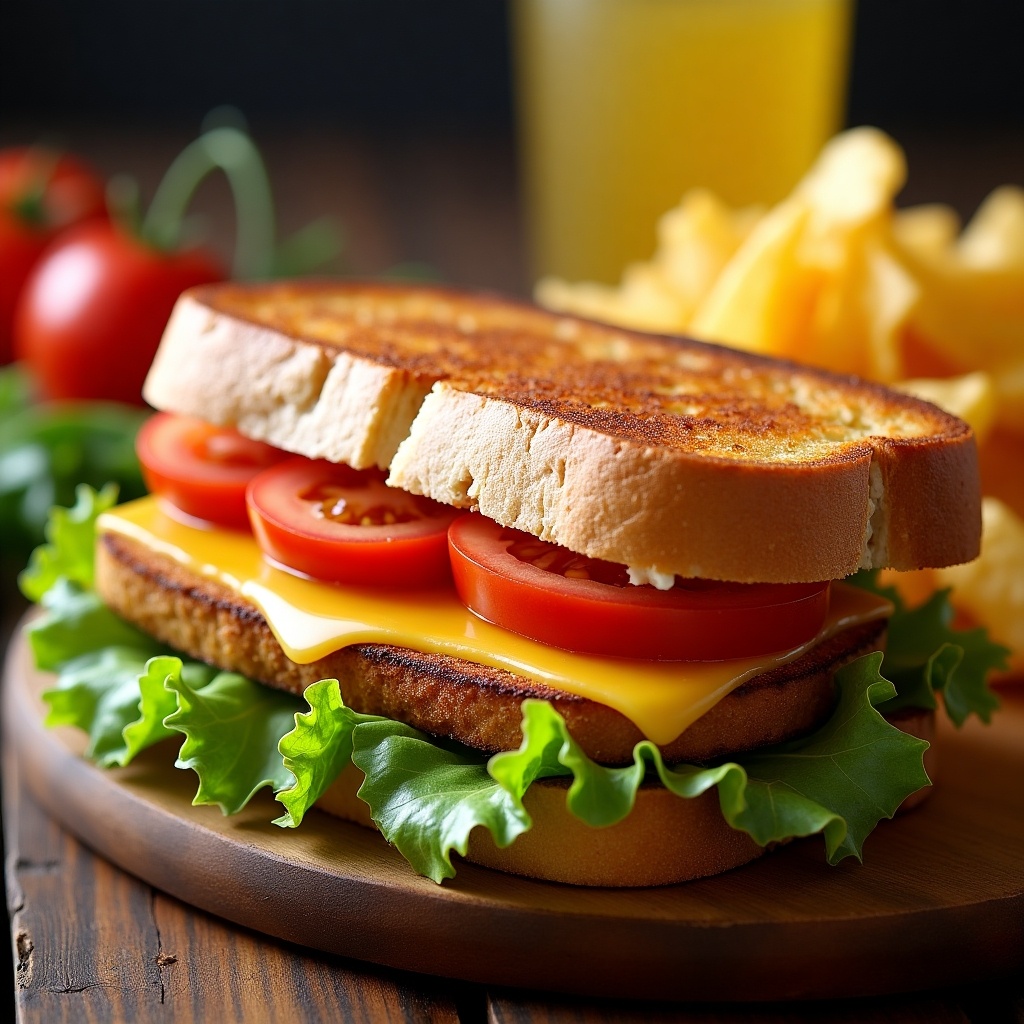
[143,281,981,583]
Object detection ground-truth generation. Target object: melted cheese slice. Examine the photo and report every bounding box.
[98,498,892,746]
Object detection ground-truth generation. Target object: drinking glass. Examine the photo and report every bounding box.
[512,0,854,283]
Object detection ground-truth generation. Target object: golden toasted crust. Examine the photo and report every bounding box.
[96,532,886,766]
[143,281,981,583]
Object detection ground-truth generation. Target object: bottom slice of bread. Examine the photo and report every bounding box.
[319,704,935,887]
[94,531,935,886]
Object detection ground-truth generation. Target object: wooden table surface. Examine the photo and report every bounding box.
[2,122,1023,1022]
[4,753,1022,1024]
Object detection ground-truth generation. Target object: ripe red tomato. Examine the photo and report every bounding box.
[136,413,290,529]
[247,459,462,587]
[14,221,224,404]
[448,516,831,660]
[0,148,106,364]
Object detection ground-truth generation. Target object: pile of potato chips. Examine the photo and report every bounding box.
[538,128,1024,676]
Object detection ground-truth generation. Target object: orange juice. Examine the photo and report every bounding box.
[512,0,853,283]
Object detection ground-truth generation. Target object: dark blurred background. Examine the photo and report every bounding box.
[2,1,1015,224]
[2,0,1022,296]
[2,0,1022,127]
[2,0,1021,298]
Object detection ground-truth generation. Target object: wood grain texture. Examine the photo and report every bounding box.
[6,770,1020,1024]
[4,625,1023,1006]
[486,978,1024,1023]
[3,722,462,1023]
[486,991,977,1024]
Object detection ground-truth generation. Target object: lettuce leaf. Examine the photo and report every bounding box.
[19,482,119,601]
[44,646,166,766]
[274,678,531,882]
[489,652,928,865]
[164,669,301,814]
[28,581,152,671]
[17,487,1002,883]
[123,657,220,762]
[352,719,531,883]
[736,653,929,862]
[848,571,1007,725]
[33,581,220,769]
[272,654,926,878]
[274,677,385,828]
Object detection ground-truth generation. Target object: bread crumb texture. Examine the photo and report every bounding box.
[144,283,980,581]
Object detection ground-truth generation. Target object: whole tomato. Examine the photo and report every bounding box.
[15,221,224,404]
[0,148,107,364]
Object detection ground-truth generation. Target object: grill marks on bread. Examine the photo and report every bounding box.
[97,532,885,767]
[145,281,981,582]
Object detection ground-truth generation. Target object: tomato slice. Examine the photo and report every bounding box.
[247,458,461,587]
[136,413,289,529]
[447,515,831,661]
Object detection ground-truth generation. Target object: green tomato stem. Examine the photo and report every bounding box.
[11,148,60,227]
[141,127,275,279]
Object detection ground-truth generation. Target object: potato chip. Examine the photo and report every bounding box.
[893,371,997,441]
[804,234,872,376]
[655,190,762,318]
[893,204,961,258]
[958,185,1024,270]
[862,241,918,382]
[900,261,1024,413]
[535,126,1022,435]
[689,198,809,355]
[536,188,762,334]
[794,127,905,234]
[989,359,1024,434]
[893,186,1024,407]
[935,498,1024,678]
[534,126,1024,676]
[535,274,681,333]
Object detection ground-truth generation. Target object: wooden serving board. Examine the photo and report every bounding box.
[4,629,1023,1003]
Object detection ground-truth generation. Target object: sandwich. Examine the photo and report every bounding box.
[20,281,1007,886]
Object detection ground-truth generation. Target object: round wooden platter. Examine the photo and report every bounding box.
[4,630,1023,1003]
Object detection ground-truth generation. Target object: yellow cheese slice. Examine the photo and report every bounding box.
[98,498,892,746]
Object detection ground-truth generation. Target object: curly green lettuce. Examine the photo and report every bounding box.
[848,570,1007,726]
[19,488,1009,883]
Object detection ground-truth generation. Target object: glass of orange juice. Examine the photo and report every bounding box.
[512,0,854,284]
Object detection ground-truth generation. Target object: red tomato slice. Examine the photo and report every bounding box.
[137,413,289,529]
[247,459,461,587]
[448,515,831,661]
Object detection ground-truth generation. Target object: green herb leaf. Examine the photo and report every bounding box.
[164,669,301,814]
[43,646,163,766]
[0,364,32,414]
[27,581,152,671]
[848,571,1007,725]
[738,653,929,862]
[18,482,120,600]
[352,720,531,883]
[2,395,147,563]
[274,678,384,828]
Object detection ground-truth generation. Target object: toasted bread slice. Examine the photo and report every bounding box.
[145,281,980,582]
[97,531,886,766]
